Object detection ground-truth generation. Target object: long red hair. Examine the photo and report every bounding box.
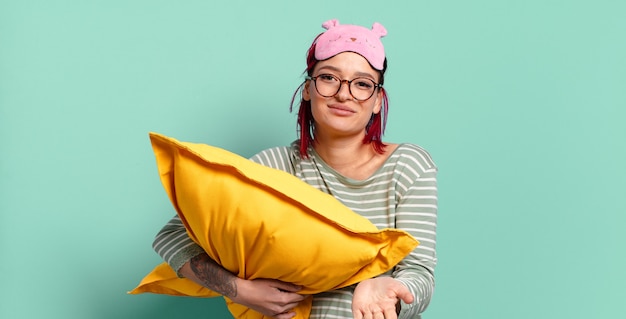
[289,36,389,158]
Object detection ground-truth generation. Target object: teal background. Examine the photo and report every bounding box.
[1,1,625,318]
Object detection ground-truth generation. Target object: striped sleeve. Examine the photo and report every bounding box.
[392,145,438,318]
[152,214,204,276]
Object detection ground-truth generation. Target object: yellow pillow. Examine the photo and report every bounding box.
[130,132,419,319]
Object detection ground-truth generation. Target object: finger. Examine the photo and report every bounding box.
[278,292,307,306]
[281,300,302,311]
[272,281,303,292]
[289,293,307,302]
[383,307,398,319]
[274,311,296,319]
[373,311,385,319]
[394,285,414,304]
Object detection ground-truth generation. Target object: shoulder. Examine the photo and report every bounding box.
[387,143,438,175]
[248,141,301,172]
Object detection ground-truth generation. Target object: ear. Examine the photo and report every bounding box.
[303,80,311,101]
[372,88,383,114]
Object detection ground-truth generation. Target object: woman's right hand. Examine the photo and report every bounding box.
[180,254,305,319]
[232,278,306,319]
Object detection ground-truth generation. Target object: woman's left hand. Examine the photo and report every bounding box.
[352,277,414,319]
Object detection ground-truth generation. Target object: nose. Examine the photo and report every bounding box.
[335,80,352,101]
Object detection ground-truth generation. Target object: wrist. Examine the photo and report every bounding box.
[228,277,246,301]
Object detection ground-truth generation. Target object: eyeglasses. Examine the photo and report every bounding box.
[305,74,382,101]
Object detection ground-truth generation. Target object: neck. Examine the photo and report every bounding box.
[312,133,377,175]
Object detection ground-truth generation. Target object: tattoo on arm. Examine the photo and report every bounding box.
[189,253,237,298]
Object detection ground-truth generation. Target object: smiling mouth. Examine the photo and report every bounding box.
[329,105,355,113]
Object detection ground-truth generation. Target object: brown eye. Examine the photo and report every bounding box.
[353,79,374,90]
[318,74,338,83]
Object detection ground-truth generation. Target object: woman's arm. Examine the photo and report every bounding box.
[152,214,305,318]
[351,153,438,319]
[152,214,205,275]
[393,167,438,318]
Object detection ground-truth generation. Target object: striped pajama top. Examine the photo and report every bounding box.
[152,141,438,318]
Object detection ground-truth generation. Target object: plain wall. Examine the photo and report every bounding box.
[1,1,625,318]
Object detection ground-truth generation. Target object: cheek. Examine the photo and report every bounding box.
[363,99,380,115]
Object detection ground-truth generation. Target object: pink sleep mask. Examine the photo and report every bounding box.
[314,19,387,70]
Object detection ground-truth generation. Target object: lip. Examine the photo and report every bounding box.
[328,104,356,114]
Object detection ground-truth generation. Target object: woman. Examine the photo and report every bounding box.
[152,19,438,319]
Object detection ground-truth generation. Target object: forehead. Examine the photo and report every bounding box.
[314,52,377,78]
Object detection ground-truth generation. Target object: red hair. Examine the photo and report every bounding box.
[289,36,389,158]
